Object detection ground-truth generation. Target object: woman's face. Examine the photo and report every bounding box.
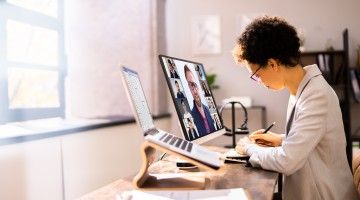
[247,62,285,91]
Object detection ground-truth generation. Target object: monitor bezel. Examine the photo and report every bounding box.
[159,55,226,144]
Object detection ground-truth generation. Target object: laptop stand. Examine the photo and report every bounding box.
[133,141,218,190]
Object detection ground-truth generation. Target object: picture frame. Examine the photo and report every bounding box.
[191,15,221,55]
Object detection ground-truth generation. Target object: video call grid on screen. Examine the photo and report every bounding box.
[159,55,224,142]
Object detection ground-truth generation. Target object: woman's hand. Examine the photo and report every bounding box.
[235,136,252,155]
[249,129,282,147]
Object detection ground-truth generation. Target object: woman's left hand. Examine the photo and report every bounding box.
[235,136,252,155]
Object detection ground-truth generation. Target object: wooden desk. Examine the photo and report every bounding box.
[79,148,279,200]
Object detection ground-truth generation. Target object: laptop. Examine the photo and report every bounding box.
[121,66,223,169]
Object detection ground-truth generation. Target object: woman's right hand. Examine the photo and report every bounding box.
[249,129,282,147]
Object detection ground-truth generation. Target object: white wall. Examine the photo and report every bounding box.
[0,117,171,200]
[62,124,145,200]
[165,0,360,134]
[0,138,63,200]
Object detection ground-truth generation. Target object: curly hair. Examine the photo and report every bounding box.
[234,16,301,67]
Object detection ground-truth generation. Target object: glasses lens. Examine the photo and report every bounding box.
[250,66,261,82]
[189,82,197,89]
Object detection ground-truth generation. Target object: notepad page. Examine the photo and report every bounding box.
[116,188,249,200]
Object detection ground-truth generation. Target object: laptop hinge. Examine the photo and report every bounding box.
[144,128,158,136]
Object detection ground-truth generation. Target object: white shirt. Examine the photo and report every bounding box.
[244,65,359,200]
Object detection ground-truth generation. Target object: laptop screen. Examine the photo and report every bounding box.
[159,55,224,142]
[121,66,154,134]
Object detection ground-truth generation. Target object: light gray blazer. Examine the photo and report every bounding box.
[244,65,359,200]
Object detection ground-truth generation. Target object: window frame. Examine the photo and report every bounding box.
[0,0,66,124]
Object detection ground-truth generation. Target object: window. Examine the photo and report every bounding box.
[0,0,65,123]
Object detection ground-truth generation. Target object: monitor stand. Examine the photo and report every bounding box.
[133,141,210,190]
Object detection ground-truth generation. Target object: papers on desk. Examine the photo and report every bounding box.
[116,188,249,200]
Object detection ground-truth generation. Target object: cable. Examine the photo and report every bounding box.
[158,152,167,161]
[219,100,249,148]
[219,101,248,132]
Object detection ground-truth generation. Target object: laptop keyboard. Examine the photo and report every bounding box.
[146,130,222,169]
[157,133,192,153]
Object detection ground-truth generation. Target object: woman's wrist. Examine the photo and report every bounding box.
[245,143,258,155]
[273,134,282,146]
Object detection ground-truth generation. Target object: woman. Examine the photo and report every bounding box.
[234,16,358,200]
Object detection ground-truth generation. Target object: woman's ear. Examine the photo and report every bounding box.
[268,59,280,72]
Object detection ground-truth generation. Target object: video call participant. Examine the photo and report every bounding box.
[168,59,179,78]
[200,81,211,96]
[207,98,215,112]
[195,65,211,96]
[213,114,222,129]
[195,64,205,79]
[234,16,358,200]
[174,80,185,98]
[212,115,219,130]
[181,99,192,119]
[184,65,215,136]
[187,118,199,140]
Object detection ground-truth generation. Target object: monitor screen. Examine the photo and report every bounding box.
[159,55,225,144]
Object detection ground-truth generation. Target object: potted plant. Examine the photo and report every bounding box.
[206,73,219,90]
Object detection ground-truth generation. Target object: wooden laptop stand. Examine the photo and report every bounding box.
[133,141,219,190]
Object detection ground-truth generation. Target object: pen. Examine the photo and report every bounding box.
[255,122,276,146]
[263,122,276,133]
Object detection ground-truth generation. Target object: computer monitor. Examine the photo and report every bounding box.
[159,55,226,144]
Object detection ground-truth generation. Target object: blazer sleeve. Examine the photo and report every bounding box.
[245,89,328,175]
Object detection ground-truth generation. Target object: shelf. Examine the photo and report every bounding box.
[301,50,344,56]
[301,29,352,166]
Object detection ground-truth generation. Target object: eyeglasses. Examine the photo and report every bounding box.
[250,66,262,82]
[188,81,198,90]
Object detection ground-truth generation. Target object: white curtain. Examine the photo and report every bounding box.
[65,0,167,118]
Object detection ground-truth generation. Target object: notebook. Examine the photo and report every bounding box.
[116,188,249,200]
[121,66,223,169]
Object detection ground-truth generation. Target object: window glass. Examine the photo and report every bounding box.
[6,20,59,66]
[7,0,58,18]
[8,67,60,108]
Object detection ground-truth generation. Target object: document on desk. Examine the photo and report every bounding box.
[116,188,249,200]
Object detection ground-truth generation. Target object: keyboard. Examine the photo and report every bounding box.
[145,130,223,169]
[158,132,193,153]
